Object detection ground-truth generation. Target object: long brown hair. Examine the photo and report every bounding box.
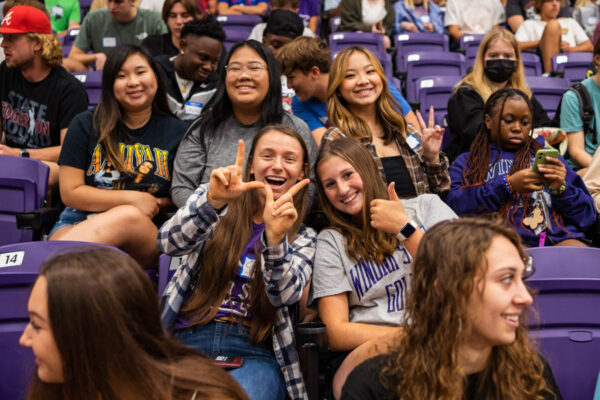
[327,46,407,145]
[93,45,172,172]
[182,125,311,343]
[26,247,247,400]
[459,88,567,239]
[316,137,399,264]
[456,28,532,103]
[380,218,556,399]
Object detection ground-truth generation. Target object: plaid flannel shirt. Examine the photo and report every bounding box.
[158,184,316,400]
[322,125,450,197]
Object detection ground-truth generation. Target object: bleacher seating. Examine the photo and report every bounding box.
[526,76,571,118]
[552,52,594,85]
[73,70,102,109]
[459,34,485,67]
[0,157,49,246]
[217,14,263,39]
[224,29,251,51]
[328,32,386,59]
[394,32,449,71]
[404,51,466,101]
[0,241,121,400]
[525,246,600,400]
[521,52,543,76]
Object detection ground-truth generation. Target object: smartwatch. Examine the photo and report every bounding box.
[396,220,418,241]
[20,149,30,158]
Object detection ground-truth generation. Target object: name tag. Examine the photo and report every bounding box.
[406,133,420,150]
[184,101,203,116]
[51,5,63,18]
[420,15,430,24]
[239,256,255,279]
[588,16,598,26]
[102,36,117,48]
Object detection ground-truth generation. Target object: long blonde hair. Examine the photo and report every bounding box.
[327,46,407,146]
[456,28,532,103]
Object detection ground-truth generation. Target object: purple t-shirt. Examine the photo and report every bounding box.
[219,0,267,5]
[298,0,320,26]
[174,222,265,329]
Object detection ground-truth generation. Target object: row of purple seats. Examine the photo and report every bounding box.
[73,70,102,109]
[0,156,49,246]
[216,15,263,51]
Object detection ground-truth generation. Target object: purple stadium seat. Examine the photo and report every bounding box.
[459,34,484,67]
[0,156,49,246]
[79,0,92,19]
[405,51,466,101]
[524,246,600,400]
[0,241,121,400]
[158,253,186,296]
[216,14,263,39]
[223,29,251,51]
[526,76,570,118]
[63,28,79,46]
[72,70,102,109]
[394,32,449,71]
[415,75,461,118]
[331,16,341,32]
[552,52,594,85]
[521,52,543,76]
[328,32,386,58]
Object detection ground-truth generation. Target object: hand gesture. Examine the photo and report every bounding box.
[370,182,410,235]
[372,21,385,34]
[509,169,545,193]
[560,40,570,52]
[417,106,444,164]
[401,21,418,32]
[537,157,566,191]
[207,140,264,210]
[126,191,160,218]
[263,178,310,246]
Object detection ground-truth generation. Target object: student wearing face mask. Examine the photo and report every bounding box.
[445,28,552,162]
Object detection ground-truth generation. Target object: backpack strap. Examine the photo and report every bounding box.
[571,82,596,145]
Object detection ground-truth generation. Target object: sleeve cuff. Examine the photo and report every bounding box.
[261,231,289,263]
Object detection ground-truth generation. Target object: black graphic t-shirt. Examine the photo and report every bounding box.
[58,110,187,198]
[0,63,89,148]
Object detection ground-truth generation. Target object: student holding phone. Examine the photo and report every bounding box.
[446,88,595,247]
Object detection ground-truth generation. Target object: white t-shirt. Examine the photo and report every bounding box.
[140,0,164,13]
[444,0,505,34]
[515,18,590,47]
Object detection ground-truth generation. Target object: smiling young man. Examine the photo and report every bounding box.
[155,16,225,120]
[64,0,166,71]
[0,5,88,186]
[515,0,592,73]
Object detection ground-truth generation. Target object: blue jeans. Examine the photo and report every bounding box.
[173,321,286,400]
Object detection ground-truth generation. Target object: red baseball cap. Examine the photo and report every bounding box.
[0,5,51,34]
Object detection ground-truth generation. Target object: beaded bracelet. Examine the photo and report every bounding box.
[504,174,514,194]
[549,181,566,196]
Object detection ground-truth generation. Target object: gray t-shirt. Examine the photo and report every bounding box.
[170,112,317,208]
[311,194,457,326]
[73,8,167,55]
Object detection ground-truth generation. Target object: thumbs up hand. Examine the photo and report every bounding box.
[369,182,411,235]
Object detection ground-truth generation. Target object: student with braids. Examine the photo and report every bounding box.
[446,88,595,247]
[341,218,562,400]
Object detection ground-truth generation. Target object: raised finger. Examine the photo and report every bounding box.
[272,201,294,216]
[242,180,265,191]
[264,181,274,205]
[416,110,426,131]
[428,106,435,128]
[235,140,245,171]
[286,178,310,198]
[213,168,230,186]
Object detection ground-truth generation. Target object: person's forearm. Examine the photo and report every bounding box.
[447,25,463,42]
[568,40,593,53]
[518,40,540,51]
[67,50,97,67]
[508,15,524,33]
[27,145,61,162]
[326,321,402,351]
[569,148,593,168]
[308,16,318,33]
[237,3,267,15]
[61,184,141,212]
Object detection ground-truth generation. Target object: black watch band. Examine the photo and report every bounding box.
[21,149,30,158]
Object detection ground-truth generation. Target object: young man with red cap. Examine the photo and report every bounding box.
[0,5,88,186]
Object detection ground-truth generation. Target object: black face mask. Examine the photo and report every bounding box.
[484,59,516,83]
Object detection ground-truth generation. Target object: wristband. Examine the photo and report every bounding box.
[504,174,514,194]
[20,148,29,158]
[549,182,566,196]
[396,220,418,242]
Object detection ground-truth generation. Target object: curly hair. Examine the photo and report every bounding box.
[379,218,557,400]
[27,33,62,68]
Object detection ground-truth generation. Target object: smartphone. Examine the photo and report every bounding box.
[531,149,559,173]
[213,355,244,369]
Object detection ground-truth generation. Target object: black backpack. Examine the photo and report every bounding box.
[553,82,596,146]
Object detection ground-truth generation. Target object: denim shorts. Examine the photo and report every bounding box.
[49,207,91,237]
[174,321,286,400]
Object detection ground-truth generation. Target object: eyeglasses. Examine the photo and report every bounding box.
[225,62,267,76]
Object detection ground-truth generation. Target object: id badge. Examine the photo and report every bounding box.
[52,5,63,18]
[239,256,255,279]
[102,36,117,48]
[406,133,421,150]
[184,101,203,116]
